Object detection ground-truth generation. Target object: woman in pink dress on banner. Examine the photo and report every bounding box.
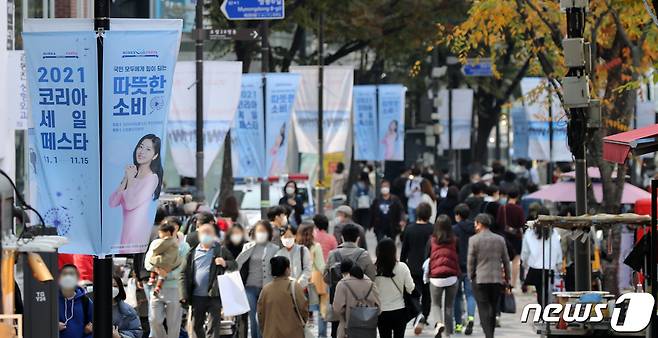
[110,134,164,252]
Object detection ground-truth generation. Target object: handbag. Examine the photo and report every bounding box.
[499,285,516,314]
[217,271,250,316]
[390,276,421,323]
[290,280,314,338]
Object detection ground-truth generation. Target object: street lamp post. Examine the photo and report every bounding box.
[194,0,205,201]
[316,13,325,215]
[260,21,270,219]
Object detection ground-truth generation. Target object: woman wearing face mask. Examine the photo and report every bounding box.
[111,275,143,338]
[224,224,247,259]
[58,265,93,338]
[236,220,281,338]
[275,225,312,287]
[278,181,305,227]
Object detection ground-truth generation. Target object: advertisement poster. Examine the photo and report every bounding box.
[168,61,242,178]
[232,73,300,178]
[437,89,473,151]
[521,77,572,162]
[101,28,181,254]
[231,74,264,178]
[510,104,529,159]
[7,50,28,130]
[353,85,377,161]
[24,30,101,254]
[290,66,353,154]
[264,73,300,177]
[377,84,406,161]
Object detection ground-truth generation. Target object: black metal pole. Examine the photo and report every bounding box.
[94,1,112,337]
[651,179,657,338]
[317,13,325,215]
[548,95,554,184]
[260,21,269,219]
[448,89,454,176]
[194,0,204,201]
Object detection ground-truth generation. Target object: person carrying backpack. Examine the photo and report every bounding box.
[349,172,375,231]
[323,224,376,338]
[332,260,381,338]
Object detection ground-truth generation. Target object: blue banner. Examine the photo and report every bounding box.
[232,73,300,178]
[231,74,264,178]
[378,84,406,161]
[353,85,378,161]
[264,73,300,177]
[510,105,529,159]
[102,30,180,254]
[24,31,101,254]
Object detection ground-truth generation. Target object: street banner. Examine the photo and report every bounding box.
[378,84,406,161]
[521,78,572,162]
[437,89,473,151]
[232,73,300,178]
[353,85,377,161]
[168,61,242,178]
[7,51,29,130]
[24,29,101,254]
[102,24,181,254]
[636,100,655,128]
[231,74,264,178]
[290,66,353,154]
[510,104,529,159]
[264,73,300,176]
[0,4,9,175]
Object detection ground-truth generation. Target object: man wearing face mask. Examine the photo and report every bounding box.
[278,180,305,227]
[369,179,404,242]
[58,264,93,338]
[180,222,237,338]
[267,206,289,247]
[332,206,367,250]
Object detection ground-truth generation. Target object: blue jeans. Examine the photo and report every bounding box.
[407,207,417,223]
[245,286,262,338]
[309,304,327,337]
[454,274,476,325]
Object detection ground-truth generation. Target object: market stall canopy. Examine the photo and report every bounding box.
[524,180,650,204]
[602,124,658,164]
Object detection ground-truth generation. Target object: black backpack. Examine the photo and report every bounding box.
[328,249,366,289]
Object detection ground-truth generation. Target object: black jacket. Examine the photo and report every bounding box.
[279,195,305,227]
[401,222,434,276]
[179,244,237,300]
[369,195,403,235]
[452,220,475,272]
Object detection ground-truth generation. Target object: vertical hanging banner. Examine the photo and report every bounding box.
[378,84,406,161]
[231,73,300,178]
[264,73,300,177]
[23,28,101,255]
[290,66,353,154]
[437,89,473,151]
[168,61,242,178]
[521,77,572,162]
[353,85,378,161]
[231,74,264,178]
[7,50,29,130]
[636,100,655,129]
[102,23,182,255]
[510,104,529,159]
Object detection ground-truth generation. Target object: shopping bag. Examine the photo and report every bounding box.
[125,278,138,308]
[217,271,251,316]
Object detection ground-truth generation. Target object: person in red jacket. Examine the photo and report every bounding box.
[427,214,461,338]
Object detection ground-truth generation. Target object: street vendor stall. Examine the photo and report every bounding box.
[527,213,652,337]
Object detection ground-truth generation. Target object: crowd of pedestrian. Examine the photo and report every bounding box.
[57,161,568,338]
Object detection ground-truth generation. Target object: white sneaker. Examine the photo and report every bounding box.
[434,324,445,338]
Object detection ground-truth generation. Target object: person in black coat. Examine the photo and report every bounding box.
[369,179,404,241]
[437,186,459,223]
[278,180,305,227]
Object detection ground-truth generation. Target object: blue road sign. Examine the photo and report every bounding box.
[463,58,493,77]
[221,0,285,20]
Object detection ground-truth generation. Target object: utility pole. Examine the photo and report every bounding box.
[93,1,112,338]
[260,21,270,219]
[316,13,325,215]
[548,93,554,184]
[562,1,591,291]
[194,0,204,201]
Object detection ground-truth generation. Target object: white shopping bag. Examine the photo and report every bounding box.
[125,278,138,308]
[218,271,251,316]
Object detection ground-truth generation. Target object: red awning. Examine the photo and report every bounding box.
[603,124,658,164]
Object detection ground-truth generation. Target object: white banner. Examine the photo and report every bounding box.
[168,61,242,177]
[0,1,9,174]
[290,66,353,154]
[7,50,28,130]
[636,100,655,129]
[437,89,473,150]
[521,77,572,162]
